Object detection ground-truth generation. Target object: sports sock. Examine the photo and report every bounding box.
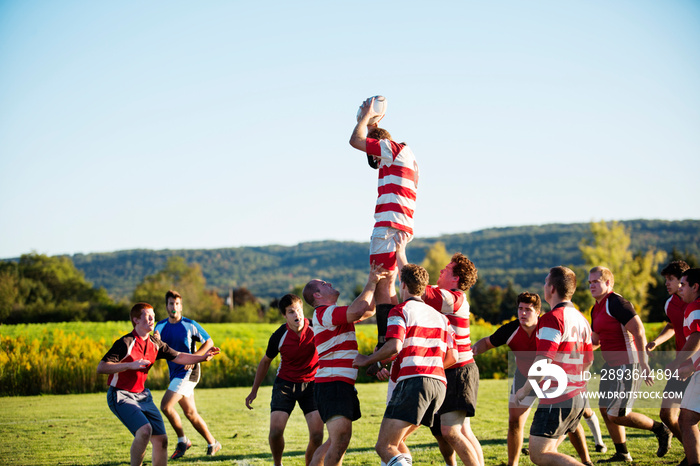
[178,436,188,444]
[651,420,666,434]
[584,412,605,446]
[387,454,411,466]
[614,442,629,454]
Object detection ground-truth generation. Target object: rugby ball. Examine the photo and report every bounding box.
[356,95,387,125]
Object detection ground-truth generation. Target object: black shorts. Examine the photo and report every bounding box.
[597,363,641,416]
[314,381,361,423]
[530,393,585,439]
[663,373,691,397]
[270,377,317,415]
[384,377,445,427]
[439,363,479,416]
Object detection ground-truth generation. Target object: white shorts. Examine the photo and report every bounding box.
[370,227,411,271]
[680,371,700,414]
[168,378,198,397]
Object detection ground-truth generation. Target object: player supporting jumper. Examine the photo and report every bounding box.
[245,294,323,466]
[646,260,691,446]
[154,290,221,459]
[353,263,457,466]
[303,262,389,466]
[395,232,483,466]
[588,266,672,463]
[97,303,220,466]
[349,96,420,345]
[515,266,594,466]
[474,292,602,466]
[667,268,700,466]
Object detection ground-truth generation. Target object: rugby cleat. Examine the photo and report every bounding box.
[170,439,191,460]
[207,441,222,456]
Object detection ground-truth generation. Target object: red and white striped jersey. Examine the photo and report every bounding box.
[365,138,419,235]
[665,293,689,352]
[423,285,474,366]
[313,305,358,385]
[683,297,700,372]
[386,298,454,385]
[536,302,593,404]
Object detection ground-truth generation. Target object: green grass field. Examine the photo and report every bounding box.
[0,380,687,466]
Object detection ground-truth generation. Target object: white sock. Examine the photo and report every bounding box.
[387,454,411,466]
[585,412,605,446]
[209,441,217,447]
[178,436,188,444]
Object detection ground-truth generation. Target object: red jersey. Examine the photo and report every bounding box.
[365,138,419,235]
[665,294,689,352]
[385,298,454,385]
[683,297,700,372]
[489,319,537,377]
[101,331,179,393]
[591,292,638,366]
[313,305,358,385]
[536,302,593,404]
[423,285,474,366]
[266,318,319,383]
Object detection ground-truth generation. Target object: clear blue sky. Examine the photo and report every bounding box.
[1,1,699,259]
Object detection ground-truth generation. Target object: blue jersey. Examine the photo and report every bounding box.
[155,317,211,382]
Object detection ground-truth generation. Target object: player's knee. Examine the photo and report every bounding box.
[659,409,675,426]
[310,429,323,447]
[269,425,285,441]
[135,423,153,442]
[151,434,167,450]
[679,410,696,430]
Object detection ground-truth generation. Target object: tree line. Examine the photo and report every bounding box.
[1,220,697,325]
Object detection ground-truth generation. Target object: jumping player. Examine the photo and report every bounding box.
[353,263,457,466]
[349,96,419,344]
[154,290,221,459]
[245,294,323,466]
[97,302,220,466]
[302,262,389,466]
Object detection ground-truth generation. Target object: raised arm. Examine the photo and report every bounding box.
[172,346,220,366]
[349,97,379,151]
[346,262,390,322]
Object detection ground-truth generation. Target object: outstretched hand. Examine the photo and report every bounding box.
[368,261,390,285]
[359,97,379,122]
[203,347,221,361]
[394,231,412,251]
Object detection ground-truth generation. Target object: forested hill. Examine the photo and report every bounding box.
[63,219,700,302]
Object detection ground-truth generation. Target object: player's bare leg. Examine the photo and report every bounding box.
[305,410,324,465]
[150,433,168,466]
[131,423,152,466]
[680,408,700,465]
[529,435,584,466]
[179,393,216,444]
[160,390,186,438]
[566,424,591,464]
[659,398,683,444]
[270,411,290,465]
[375,417,418,465]
[507,406,531,466]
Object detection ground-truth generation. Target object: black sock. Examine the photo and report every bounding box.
[651,420,665,434]
[614,442,628,454]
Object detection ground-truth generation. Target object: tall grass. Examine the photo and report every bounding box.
[0,321,668,396]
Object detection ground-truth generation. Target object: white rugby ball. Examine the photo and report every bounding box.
[356,95,387,125]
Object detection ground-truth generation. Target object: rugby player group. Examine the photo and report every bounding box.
[96,99,700,466]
